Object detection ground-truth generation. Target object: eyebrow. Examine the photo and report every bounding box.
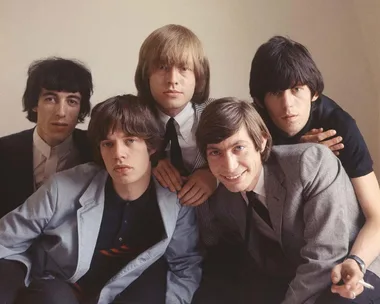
[41,91,81,100]
[206,140,248,150]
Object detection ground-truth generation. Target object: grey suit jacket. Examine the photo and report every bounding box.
[208,143,380,304]
[0,163,202,304]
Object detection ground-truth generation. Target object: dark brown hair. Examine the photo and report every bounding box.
[23,57,93,123]
[88,94,162,167]
[249,35,324,107]
[196,97,272,161]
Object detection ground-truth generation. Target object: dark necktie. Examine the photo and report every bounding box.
[163,118,187,176]
[246,191,272,229]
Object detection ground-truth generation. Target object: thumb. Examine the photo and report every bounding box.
[331,264,343,284]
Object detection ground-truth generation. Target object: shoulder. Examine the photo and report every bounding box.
[271,143,340,177]
[51,163,103,189]
[72,128,89,144]
[193,98,215,113]
[315,95,355,127]
[209,183,241,209]
[0,128,33,149]
[73,128,87,137]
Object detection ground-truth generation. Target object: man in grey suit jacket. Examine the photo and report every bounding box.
[0,95,202,304]
[193,97,380,304]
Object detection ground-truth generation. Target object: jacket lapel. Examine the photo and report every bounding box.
[154,178,180,239]
[73,169,108,280]
[21,129,35,196]
[264,159,286,244]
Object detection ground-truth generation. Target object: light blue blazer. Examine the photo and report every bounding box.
[0,163,202,304]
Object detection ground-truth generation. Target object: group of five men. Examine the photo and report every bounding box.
[0,24,379,304]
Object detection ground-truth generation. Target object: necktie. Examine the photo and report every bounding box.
[246,191,273,229]
[163,118,187,176]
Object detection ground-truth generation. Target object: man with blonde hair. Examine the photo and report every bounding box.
[135,24,217,242]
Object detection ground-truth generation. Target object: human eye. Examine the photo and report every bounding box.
[234,145,245,152]
[44,96,56,103]
[125,138,136,145]
[67,98,80,106]
[207,150,220,157]
[292,86,303,94]
[158,64,168,71]
[101,141,113,148]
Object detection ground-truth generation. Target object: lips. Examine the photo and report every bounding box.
[221,171,246,181]
[164,90,182,94]
[51,122,68,126]
[282,114,298,120]
[114,165,133,172]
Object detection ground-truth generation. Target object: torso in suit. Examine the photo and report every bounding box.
[0,163,202,304]
[208,143,380,304]
[0,128,92,218]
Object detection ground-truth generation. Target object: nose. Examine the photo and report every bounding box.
[281,89,294,109]
[223,153,239,172]
[113,142,127,160]
[55,100,67,118]
[166,67,179,85]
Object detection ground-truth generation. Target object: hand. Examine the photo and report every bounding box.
[331,259,364,299]
[300,128,344,155]
[178,168,217,206]
[152,158,183,192]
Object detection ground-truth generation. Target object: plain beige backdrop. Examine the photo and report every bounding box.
[0,0,379,172]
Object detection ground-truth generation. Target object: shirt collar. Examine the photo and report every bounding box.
[252,167,266,197]
[157,102,194,134]
[33,128,74,158]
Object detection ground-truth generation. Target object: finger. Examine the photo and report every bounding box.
[162,165,183,192]
[153,169,168,188]
[166,163,184,190]
[315,129,337,142]
[159,167,177,192]
[187,193,208,207]
[182,187,204,206]
[179,183,200,203]
[309,128,324,135]
[320,137,343,150]
[178,179,196,199]
[332,284,364,299]
[331,265,342,284]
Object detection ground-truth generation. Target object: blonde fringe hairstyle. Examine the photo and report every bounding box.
[135,24,210,106]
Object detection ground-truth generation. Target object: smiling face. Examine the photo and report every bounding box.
[263,85,318,137]
[206,125,267,193]
[33,89,81,147]
[100,129,154,193]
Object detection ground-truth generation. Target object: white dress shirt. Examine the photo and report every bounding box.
[33,129,81,189]
[157,102,198,172]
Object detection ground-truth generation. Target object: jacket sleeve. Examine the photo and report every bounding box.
[164,205,203,304]
[0,178,58,259]
[282,145,355,304]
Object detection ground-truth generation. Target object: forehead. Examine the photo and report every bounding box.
[207,126,253,150]
[39,88,81,99]
[105,128,129,140]
[149,47,196,69]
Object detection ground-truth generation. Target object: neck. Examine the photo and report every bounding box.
[36,126,64,147]
[158,103,188,117]
[112,167,152,201]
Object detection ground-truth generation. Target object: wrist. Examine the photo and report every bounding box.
[345,254,366,274]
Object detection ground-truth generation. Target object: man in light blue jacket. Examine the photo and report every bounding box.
[0,94,202,304]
